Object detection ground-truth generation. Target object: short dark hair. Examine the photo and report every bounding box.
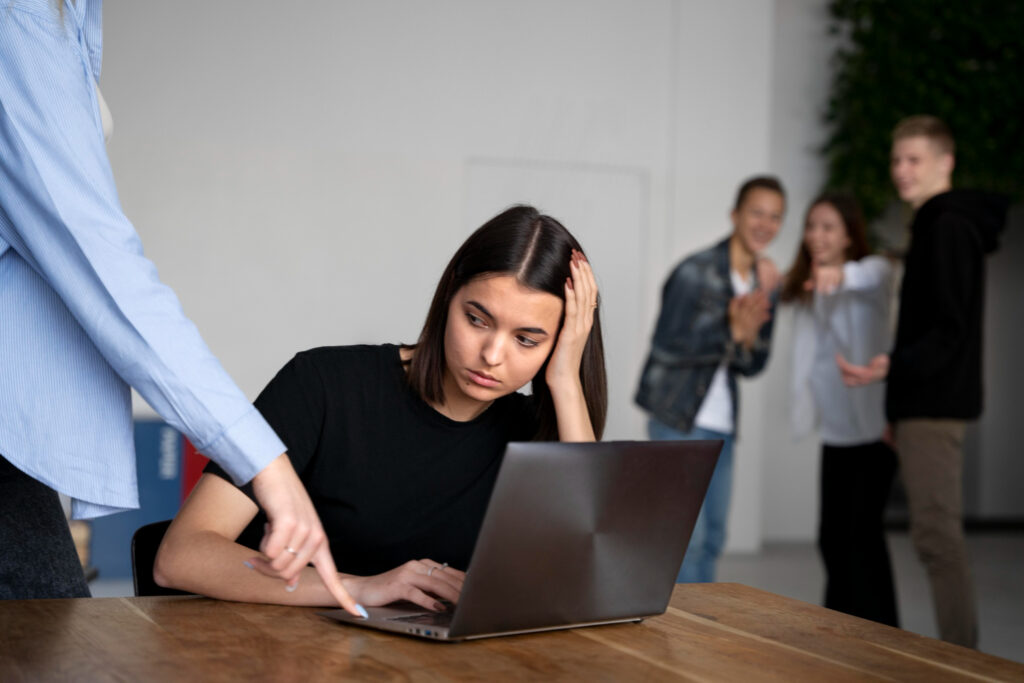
[781,192,872,304]
[892,115,955,156]
[733,175,786,211]
[406,205,607,440]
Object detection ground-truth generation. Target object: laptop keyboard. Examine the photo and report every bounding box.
[389,611,454,627]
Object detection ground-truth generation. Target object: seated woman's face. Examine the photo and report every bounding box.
[443,274,563,408]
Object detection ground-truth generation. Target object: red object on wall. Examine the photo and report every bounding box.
[181,439,209,500]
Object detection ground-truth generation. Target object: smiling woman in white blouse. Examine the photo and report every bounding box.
[780,192,899,628]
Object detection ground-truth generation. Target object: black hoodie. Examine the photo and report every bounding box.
[886,190,1010,421]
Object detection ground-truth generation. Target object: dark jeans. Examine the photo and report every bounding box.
[0,455,91,599]
[818,441,898,627]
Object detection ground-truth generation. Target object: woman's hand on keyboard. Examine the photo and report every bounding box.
[343,559,465,611]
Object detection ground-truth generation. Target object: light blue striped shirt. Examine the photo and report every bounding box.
[0,0,285,518]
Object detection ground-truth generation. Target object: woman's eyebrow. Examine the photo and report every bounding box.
[466,300,493,319]
[466,300,549,336]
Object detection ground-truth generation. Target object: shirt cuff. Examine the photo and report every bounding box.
[198,408,286,486]
[72,499,135,521]
[842,257,888,291]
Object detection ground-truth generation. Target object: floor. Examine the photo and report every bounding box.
[90,531,1024,664]
[717,531,1024,664]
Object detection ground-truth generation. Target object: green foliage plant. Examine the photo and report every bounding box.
[823,0,1024,222]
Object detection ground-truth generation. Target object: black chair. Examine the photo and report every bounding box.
[131,519,190,597]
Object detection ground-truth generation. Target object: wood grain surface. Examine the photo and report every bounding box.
[1,583,1020,681]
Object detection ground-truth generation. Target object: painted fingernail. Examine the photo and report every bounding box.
[356,604,369,619]
[243,561,254,570]
[285,582,298,593]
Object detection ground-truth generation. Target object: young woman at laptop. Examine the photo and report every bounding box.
[154,205,607,612]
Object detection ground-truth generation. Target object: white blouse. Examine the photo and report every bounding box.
[790,256,894,446]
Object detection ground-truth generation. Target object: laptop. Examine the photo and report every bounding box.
[320,439,721,641]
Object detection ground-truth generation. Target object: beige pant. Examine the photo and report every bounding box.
[895,418,977,648]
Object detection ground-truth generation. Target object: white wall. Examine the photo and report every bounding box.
[974,205,1024,517]
[103,0,836,549]
[758,0,835,541]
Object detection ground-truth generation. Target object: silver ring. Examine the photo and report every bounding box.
[427,566,437,576]
[286,547,298,555]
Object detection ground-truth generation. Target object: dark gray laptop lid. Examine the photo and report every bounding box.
[448,439,720,637]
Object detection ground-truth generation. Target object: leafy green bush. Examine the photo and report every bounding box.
[823,0,1024,220]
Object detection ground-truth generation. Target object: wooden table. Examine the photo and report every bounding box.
[1,583,1020,681]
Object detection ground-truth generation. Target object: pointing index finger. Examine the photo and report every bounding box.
[311,544,365,618]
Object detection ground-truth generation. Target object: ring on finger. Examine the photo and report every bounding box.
[285,547,299,555]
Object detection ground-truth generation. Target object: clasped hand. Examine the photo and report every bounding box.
[729,289,771,349]
[755,256,781,293]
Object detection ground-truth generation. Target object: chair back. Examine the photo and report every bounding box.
[131,519,190,597]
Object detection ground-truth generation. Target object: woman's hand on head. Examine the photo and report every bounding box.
[344,559,466,612]
[546,249,598,390]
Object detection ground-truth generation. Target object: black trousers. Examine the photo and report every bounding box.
[818,441,899,627]
[0,455,91,599]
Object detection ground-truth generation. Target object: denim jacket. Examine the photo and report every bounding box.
[635,237,776,434]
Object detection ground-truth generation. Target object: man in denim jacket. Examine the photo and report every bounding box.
[635,176,785,583]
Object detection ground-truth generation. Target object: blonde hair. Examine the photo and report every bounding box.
[892,115,955,156]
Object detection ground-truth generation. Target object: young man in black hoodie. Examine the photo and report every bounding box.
[838,116,1009,648]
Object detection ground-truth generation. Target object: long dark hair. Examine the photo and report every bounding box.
[406,205,607,440]
[781,192,872,304]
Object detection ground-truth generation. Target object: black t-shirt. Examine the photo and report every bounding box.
[205,344,537,575]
